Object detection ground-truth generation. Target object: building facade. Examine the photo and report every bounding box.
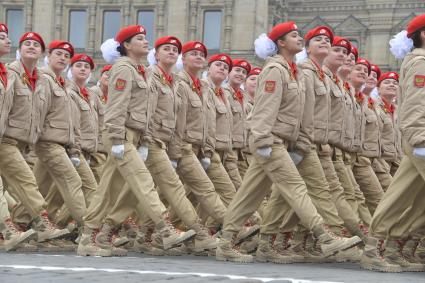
[0,0,424,76]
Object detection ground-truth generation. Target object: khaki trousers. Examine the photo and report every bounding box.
[89,152,107,183]
[83,128,166,229]
[223,143,323,234]
[224,149,243,190]
[371,141,425,240]
[372,158,393,193]
[0,177,10,221]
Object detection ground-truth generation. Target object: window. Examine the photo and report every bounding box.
[103,11,121,41]
[6,9,24,47]
[69,10,87,48]
[203,11,222,50]
[137,10,155,47]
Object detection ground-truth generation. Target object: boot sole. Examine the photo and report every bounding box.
[5,230,37,252]
[360,260,403,272]
[163,230,196,250]
[77,249,112,257]
[113,238,130,247]
[255,256,293,264]
[234,227,260,245]
[322,236,362,257]
[216,254,253,263]
[38,230,70,243]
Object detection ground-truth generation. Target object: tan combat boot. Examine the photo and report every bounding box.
[256,234,294,264]
[129,227,164,256]
[234,224,260,245]
[286,231,309,263]
[404,239,425,264]
[95,223,128,256]
[1,218,36,251]
[313,225,362,257]
[360,237,402,272]
[416,239,425,262]
[239,235,259,254]
[77,227,111,257]
[156,220,196,250]
[384,240,425,272]
[216,231,253,263]
[33,211,70,242]
[189,223,218,252]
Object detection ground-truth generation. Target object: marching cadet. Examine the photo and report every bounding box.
[361,13,425,272]
[350,58,384,216]
[101,36,217,255]
[223,59,251,190]
[216,21,361,263]
[78,25,195,257]
[0,28,69,245]
[167,41,229,230]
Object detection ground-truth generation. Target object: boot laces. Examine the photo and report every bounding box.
[5,218,21,234]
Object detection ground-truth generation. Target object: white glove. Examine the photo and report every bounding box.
[200,157,211,170]
[288,151,303,165]
[137,146,149,162]
[170,160,178,169]
[257,146,272,158]
[70,156,80,167]
[413,147,425,159]
[111,144,125,160]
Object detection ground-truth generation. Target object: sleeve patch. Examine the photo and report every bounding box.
[414,75,425,88]
[115,78,127,91]
[264,81,276,93]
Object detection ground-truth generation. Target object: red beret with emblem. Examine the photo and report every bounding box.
[407,14,425,38]
[350,46,359,61]
[304,26,334,43]
[268,21,298,42]
[332,36,351,53]
[356,58,371,75]
[0,23,8,34]
[19,32,45,51]
[115,25,146,45]
[101,65,112,74]
[208,53,232,70]
[232,59,251,73]
[378,72,399,86]
[370,64,381,80]
[48,40,74,58]
[154,36,182,54]
[182,41,207,57]
[71,53,95,70]
[248,67,262,77]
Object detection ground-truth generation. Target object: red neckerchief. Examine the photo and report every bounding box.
[0,63,7,88]
[156,65,173,86]
[367,97,375,109]
[21,62,37,91]
[343,81,351,94]
[286,60,297,80]
[233,86,244,106]
[189,74,202,97]
[310,59,325,82]
[56,76,65,88]
[355,92,364,104]
[215,87,226,103]
[381,97,394,115]
[332,72,340,85]
[137,65,146,81]
[79,86,89,103]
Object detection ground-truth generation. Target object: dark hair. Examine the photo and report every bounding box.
[117,37,132,56]
[412,27,425,49]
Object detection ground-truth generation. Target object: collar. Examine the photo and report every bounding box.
[0,62,7,88]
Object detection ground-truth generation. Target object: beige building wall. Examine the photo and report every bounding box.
[0,0,424,77]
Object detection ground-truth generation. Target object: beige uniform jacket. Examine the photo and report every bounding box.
[146,65,178,144]
[89,85,106,153]
[168,70,213,160]
[225,85,247,150]
[397,48,425,147]
[350,88,363,153]
[67,81,99,153]
[360,96,380,158]
[340,81,356,152]
[204,77,233,152]
[105,57,153,146]
[249,54,305,152]
[0,61,45,145]
[38,67,80,155]
[376,99,397,161]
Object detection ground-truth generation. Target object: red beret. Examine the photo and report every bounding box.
[407,14,425,38]
[268,21,298,42]
[71,54,95,70]
[304,26,334,43]
[232,59,251,73]
[247,67,262,77]
[350,46,359,61]
[182,41,207,57]
[332,36,351,53]
[48,40,74,58]
[370,64,381,80]
[115,25,146,45]
[208,53,232,70]
[19,32,45,51]
[0,23,8,34]
[356,58,371,75]
[101,65,112,74]
[378,72,399,86]
[154,36,182,53]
